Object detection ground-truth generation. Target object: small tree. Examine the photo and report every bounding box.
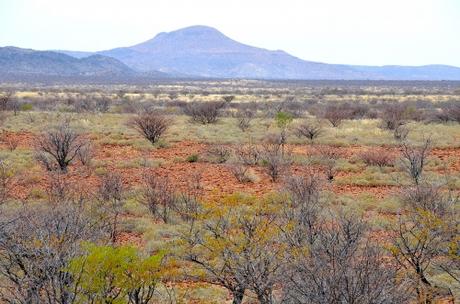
[0,200,107,303]
[315,145,340,182]
[235,109,253,132]
[35,122,88,172]
[184,101,227,124]
[182,194,285,304]
[323,105,349,127]
[98,172,124,243]
[67,244,164,304]
[262,134,291,182]
[399,139,431,185]
[359,148,395,167]
[284,213,407,304]
[130,112,170,145]
[380,103,408,130]
[0,91,13,111]
[0,160,13,205]
[295,121,322,144]
[142,173,176,223]
[275,111,293,156]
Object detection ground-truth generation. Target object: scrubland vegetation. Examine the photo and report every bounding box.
[0,80,459,303]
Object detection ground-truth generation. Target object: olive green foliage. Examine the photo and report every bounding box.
[67,243,164,304]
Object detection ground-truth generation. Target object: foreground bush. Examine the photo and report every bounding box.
[0,200,108,303]
[67,244,164,304]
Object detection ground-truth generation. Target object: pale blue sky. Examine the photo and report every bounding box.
[1,0,459,66]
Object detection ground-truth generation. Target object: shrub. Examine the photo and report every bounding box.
[399,139,431,185]
[76,142,94,166]
[233,143,261,165]
[323,105,350,127]
[186,154,199,163]
[393,125,409,141]
[98,172,124,243]
[359,149,395,167]
[1,133,19,151]
[184,101,226,124]
[0,160,13,205]
[445,103,460,123]
[228,163,253,183]
[142,173,176,223]
[315,146,340,182]
[261,134,291,182]
[34,121,89,172]
[380,103,407,130]
[295,121,322,143]
[234,109,253,131]
[130,112,171,145]
[206,145,231,164]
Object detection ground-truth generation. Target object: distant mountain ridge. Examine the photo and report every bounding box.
[0,47,135,76]
[59,25,460,81]
[3,25,460,81]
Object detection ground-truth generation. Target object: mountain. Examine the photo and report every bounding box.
[0,47,169,82]
[10,25,460,81]
[55,25,459,80]
[0,47,135,76]
[93,26,368,79]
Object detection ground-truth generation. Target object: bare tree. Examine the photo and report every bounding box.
[35,122,88,172]
[233,142,261,166]
[184,101,227,124]
[182,197,284,304]
[283,214,407,304]
[388,178,460,304]
[0,160,13,205]
[394,125,410,141]
[282,173,322,246]
[142,173,176,223]
[295,121,322,144]
[380,103,407,130]
[315,145,340,182]
[206,144,231,164]
[130,112,171,145]
[98,172,124,243]
[323,105,349,127]
[399,139,431,185]
[261,134,291,182]
[0,91,13,111]
[359,148,395,167]
[235,109,253,132]
[0,200,108,304]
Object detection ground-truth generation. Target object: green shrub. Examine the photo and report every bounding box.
[186,154,199,163]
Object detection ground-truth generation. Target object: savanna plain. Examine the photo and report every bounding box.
[0,80,459,303]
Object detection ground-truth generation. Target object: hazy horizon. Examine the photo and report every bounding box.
[1,0,460,67]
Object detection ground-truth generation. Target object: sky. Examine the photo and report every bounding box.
[1,0,460,67]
